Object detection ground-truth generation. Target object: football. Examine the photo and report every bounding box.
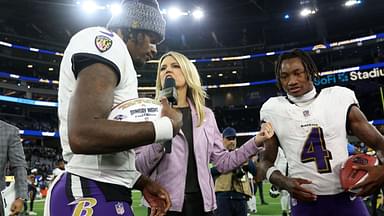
[108,98,160,122]
[340,153,378,192]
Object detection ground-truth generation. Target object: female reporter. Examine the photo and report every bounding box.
[135,51,273,215]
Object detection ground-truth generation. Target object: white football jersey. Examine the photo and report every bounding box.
[260,86,358,195]
[275,147,288,175]
[58,27,140,188]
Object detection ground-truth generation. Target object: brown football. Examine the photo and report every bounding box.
[340,153,378,192]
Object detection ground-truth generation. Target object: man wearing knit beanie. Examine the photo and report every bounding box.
[107,0,166,67]
[45,0,182,215]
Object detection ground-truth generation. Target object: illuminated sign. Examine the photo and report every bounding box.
[314,73,349,86]
[315,68,384,86]
[350,68,384,80]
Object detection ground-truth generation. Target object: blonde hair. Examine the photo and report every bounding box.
[155,51,207,127]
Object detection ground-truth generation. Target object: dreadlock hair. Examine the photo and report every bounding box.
[274,49,320,90]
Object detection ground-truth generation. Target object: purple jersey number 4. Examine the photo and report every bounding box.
[301,127,333,173]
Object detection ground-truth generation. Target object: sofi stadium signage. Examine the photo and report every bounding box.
[349,67,384,80]
[314,66,384,86]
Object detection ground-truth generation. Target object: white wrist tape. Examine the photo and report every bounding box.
[266,166,279,182]
[151,117,173,143]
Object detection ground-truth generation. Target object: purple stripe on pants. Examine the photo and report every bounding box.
[291,192,369,216]
[49,172,134,216]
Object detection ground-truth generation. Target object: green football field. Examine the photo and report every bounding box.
[31,182,283,216]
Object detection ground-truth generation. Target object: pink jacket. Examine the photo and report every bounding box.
[135,100,260,212]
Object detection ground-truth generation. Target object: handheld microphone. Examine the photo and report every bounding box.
[160,76,177,106]
[160,76,178,153]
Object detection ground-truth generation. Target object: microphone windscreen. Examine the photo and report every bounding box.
[160,76,177,105]
[164,76,176,89]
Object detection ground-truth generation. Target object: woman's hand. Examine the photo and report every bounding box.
[254,122,274,146]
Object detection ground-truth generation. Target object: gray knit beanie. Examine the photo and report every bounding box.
[107,0,166,43]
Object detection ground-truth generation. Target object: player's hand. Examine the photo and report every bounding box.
[284,177,317,202]
[142,178,171,216]
[351,164,384,197]
[9,198,24,216]
[254,122,274,146]
[160,97,182,137]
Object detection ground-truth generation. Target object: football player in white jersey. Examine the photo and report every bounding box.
[45,0,183,216]
[258,49,384,216]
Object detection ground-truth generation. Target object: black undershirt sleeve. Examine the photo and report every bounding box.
[71,53,121,86]
[346,103,359,135]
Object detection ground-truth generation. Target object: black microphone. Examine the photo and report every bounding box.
[160,76,177,106]
[160,76,178,153]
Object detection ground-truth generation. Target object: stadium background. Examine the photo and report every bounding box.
[0,0,383,215]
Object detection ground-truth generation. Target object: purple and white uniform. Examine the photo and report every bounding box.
[45,27,141,216]
[46,173,134,216]
[260,86,369,216]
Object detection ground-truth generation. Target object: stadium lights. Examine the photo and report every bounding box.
[167,7,188,20]
[162,6,202,20]
[82,1,103,13]
[76,1,202,20]
[344,0,361,7]
[300,8,316,17]
[109,3,122,16]
[192,9,204,20]
[284,14,290,19]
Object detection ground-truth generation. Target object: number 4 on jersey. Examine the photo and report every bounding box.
[301,127,333,173]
